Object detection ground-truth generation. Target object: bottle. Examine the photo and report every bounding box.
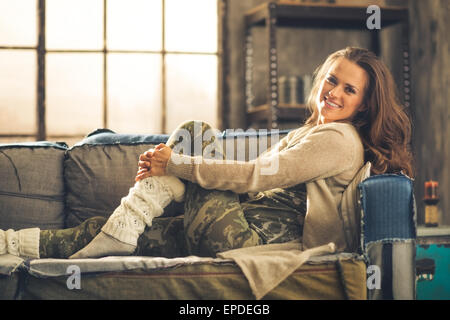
[424,180,439,227]
[302,74,313,104]
[278,76,289,105]
[289,76,303,105]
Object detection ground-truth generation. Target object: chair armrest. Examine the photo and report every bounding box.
[358,174,417,300]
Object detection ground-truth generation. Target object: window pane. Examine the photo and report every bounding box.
[0,0,37,46]
[166,54,217,133]
[0,50,36,134]
[46,53,103,135]
[165,0,217,53]
[107,0,162,51]
[107,53,162,134]
[46,0,103,50]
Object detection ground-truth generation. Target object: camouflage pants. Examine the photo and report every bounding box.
[40,120,305,258]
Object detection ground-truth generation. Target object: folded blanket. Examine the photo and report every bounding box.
[217,240,336,300]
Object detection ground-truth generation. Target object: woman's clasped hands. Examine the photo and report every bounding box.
[135,143,173,182]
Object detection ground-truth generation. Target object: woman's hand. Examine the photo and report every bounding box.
[135,149,153,182]
[135,143,172,181]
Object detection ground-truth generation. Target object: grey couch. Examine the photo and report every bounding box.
[0,128,416,300]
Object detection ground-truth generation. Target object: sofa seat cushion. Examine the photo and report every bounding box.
[20,253,366,300]
[0,273,20,300]
[0,142,67,230]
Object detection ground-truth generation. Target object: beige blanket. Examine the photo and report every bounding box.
[217,240,336,300]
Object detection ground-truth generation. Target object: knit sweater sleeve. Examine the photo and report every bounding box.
[166,123,359,194]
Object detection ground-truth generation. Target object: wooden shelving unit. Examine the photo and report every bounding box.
[244,1,410,129]
[247,103,308,124]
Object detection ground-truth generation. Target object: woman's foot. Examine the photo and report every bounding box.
[69,231,136,259]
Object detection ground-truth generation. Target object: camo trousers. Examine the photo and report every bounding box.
[39,120,306,258]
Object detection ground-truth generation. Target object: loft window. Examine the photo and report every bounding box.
[0,0,218,146]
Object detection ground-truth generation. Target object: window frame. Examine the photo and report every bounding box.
[0,0,225,142]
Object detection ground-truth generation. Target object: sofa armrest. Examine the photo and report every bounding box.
[358,174,417,300]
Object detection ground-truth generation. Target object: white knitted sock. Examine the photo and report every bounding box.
[69,175,185,259]
[0,228,40,259]
[101,175,185,246]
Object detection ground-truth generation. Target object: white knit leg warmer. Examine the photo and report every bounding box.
[0,228,40,259]
[100,175,185,246]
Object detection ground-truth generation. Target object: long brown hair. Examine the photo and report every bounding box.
[305,47,415,177]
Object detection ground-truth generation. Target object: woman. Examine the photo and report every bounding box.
[0,47,414,260]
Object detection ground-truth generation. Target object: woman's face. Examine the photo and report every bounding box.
[316,57,368,125]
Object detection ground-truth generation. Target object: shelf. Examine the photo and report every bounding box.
[417,226,450,237]
[416,226,450,245]
[247,104,309,124]
[245,1,408,29]
[243,1,410,129]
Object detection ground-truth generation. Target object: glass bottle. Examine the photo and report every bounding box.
[424,180,439,227]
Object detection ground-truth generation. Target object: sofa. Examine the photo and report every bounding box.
[0,128,417,300]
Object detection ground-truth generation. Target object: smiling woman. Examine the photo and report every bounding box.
[305,47,414,177]
[0,0,219,145]
[317,57,368,124]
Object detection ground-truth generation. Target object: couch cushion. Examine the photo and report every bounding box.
[0,142,67,230]
[22,253,366,300]
[219,129,290,161]
[64,129,185,228]
[0,273,20,300]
